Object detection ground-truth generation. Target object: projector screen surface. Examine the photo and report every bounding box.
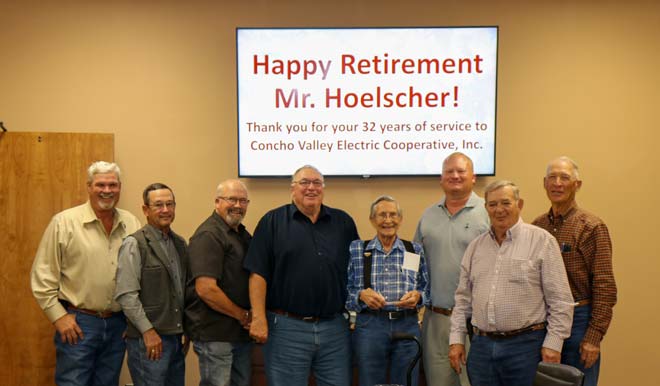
[237,27,498,177]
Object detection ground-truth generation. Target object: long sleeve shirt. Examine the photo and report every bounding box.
[449,218,574,352]
[346,236,430,312]
[532,205,617,346]
[30,201,141,322]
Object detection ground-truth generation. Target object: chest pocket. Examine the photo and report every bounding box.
[504,258,540,284]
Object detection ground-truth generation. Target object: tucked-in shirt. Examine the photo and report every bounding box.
[244,203,359,317]
[30,201,142,323]
[532,205,617,346]
[346,237,430,312]
[414,192,490,308]
[115,225,185,334]
[185,211,252,342]
[449,218,574,352]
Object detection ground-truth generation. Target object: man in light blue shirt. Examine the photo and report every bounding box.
[414,152,489,386]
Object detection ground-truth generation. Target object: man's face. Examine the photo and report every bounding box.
[370,200,401,241]
[543,160,582,206]
[143,189,176,231]
[486,186,523,234]
[440,155,476,196]
[215,183,249,228]
[290,168,324,212]
[87,172,121,212]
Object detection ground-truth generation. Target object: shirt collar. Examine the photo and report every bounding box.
[547,204,578,224]
[367,236,405,254]
[289,202,330,221]
[81,200,123,229]
[146,223,170,241]
[439,191,480,209]
[211,210,246,234]
[489,217,524,242]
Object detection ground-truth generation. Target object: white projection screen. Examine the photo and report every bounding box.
[237,27,498,177]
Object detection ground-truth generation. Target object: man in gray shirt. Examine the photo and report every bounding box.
[414,152,489,386]
[115,183,189,386]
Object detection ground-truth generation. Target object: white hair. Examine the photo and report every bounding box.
[87,161,120,183]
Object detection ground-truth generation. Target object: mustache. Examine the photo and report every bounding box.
[99,192,115,199]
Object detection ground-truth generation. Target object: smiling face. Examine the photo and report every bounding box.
[370,200,402,243]
[215,181,249,229]
[143,188,176,232]
[87,172,121,213]
[544,159,582,207]
[440,154,476,198]
[486,185,523,236]
[290,167,324,214]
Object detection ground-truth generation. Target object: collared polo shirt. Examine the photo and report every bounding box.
[244,203,359,318]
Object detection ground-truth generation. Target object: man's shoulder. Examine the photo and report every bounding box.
[573,207,607,227]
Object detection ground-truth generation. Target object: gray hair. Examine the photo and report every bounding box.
[216,179,248,198]
[546,156,580,180]
[369,195,402,219]
[291,165,324,184]
[484,180,520,201]
[87,161,121,183]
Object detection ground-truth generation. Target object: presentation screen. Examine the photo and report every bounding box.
[236,27,498,177]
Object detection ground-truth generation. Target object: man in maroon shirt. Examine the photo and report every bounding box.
[532,156,617,386]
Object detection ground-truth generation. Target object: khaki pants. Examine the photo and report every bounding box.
[422,311,471,386]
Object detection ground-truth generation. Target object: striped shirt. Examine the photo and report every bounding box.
[346,237,430,312]
[449,218,574,352]
[533,205,617,346]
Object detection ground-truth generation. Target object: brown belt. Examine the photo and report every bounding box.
[473,322,546,339]
[269,309,322,323]
[576,299,591,307]
[67,305,118,319]
[429,305,452,316]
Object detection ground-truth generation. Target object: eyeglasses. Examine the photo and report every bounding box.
[292,179,325,188]
[218,196,250,206]
[149,201,176,210]
[375,212,400,220]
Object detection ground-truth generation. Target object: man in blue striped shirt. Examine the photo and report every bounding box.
[346,195,430,386]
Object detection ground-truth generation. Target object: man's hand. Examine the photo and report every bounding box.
[143,328,162,361]
[449,344,466,374]
[239,310,252,330]
[397,291,421,309]
[580,342,600,368]
[541,347,561,363]
[53,314,84,345]
[249,315,268,344]
[182,335,191,356]
[359,288,386,310]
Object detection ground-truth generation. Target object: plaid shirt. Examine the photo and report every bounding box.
[346,237,430,312]
[533,205,617,346]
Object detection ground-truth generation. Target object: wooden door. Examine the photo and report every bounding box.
[0,132,113,385]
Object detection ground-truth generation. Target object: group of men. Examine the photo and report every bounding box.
[30,153,616,386]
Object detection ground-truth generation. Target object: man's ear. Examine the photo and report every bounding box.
[517,198,524,210]
[575,180,583,192]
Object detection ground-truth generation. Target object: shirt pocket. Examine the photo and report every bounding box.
[505,258,531,284]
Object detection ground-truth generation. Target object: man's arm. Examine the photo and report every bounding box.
[248,273,268,343]
[114,236,163,360]
[540,235,574,357]
[448,242,476,374]
[195,276,251,328]
[30,216,84,344]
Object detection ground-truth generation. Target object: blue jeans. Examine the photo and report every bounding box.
[54,310,126,386]
[352,312,421,386]
[126,334,185,386]
[193,340,253,386]
[562,305,600,386]
[467,329,545,386]
[263,311,351,386]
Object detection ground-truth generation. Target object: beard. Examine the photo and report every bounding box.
[224,209,245,228]
[96,193,116,210]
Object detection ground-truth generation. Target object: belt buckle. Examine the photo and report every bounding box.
[387,311,399,320]
[302,316,317,322]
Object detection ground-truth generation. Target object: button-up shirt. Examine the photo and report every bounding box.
[414,192,490,309]
[533,205,617,346]
[30,201,142,322]
[346,237,430,312]
[449,218,574,352]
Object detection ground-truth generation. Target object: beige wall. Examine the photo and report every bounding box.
[2,1,658,385]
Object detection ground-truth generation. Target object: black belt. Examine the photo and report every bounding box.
[361,309,418,320]
[269,309,328,323]
[473,322,546,339]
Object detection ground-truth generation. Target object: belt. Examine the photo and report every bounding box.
[67,305,119,319]
[269,309,323,323]
[576,299,591,307]
[473,322,546,339]
[429,305,452,316]
[361,309,418,320]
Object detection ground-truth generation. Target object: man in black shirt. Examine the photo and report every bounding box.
[244,165,359,386]
[185,179,253,386]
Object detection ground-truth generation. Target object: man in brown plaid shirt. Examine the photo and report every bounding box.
[532,156,617,386]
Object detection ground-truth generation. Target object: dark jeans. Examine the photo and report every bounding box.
[466,329,545,386]
[352,312,421,386]
[126,334,185,386]
[562,305,600,386]
[54,310,126,386]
